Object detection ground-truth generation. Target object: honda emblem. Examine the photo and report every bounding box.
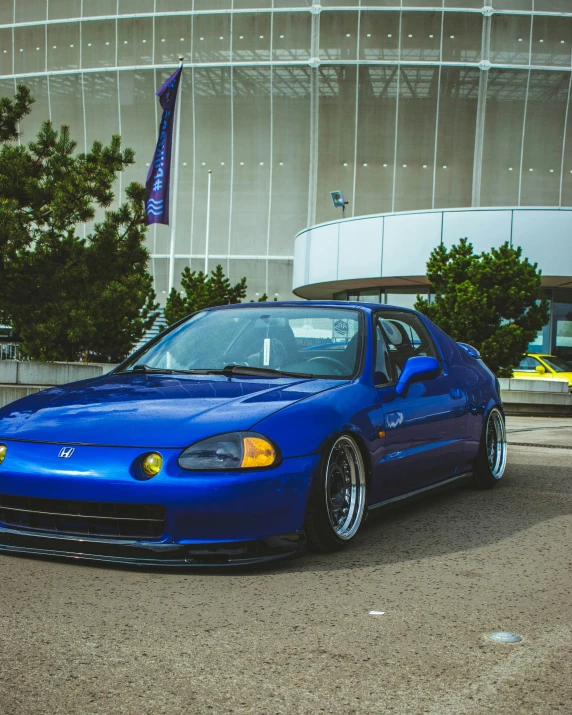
[58,447,75,459]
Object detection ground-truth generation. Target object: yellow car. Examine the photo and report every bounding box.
[513,354,572,391]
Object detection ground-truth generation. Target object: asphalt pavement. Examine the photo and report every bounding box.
[0,416,571,715]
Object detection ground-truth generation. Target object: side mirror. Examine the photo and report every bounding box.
[396,356,441,397]
[535,365,546,374]
[457,342,480,359]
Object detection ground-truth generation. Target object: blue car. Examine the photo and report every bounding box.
[0,302,507,567]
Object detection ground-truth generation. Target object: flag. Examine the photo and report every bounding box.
[145,66,182,225]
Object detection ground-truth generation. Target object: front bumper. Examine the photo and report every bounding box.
[0,440,319,567]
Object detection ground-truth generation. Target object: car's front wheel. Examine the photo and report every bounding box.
[472,406,507,488]
[305,434,367,552]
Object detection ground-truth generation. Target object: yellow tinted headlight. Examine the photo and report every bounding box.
[241,437,276,469]
[141,452,163,478]
[0,444,6,466]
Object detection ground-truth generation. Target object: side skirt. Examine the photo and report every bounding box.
[368,472,473,512]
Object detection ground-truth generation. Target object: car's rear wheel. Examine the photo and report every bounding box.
[305,434,367,552]
[472,406,507,489]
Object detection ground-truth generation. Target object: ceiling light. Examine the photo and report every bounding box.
[183,162,187,166]
[87,42,92,47]
[239,35,244,39]
[36,46,40,50]
[346,34,351,38]
[279,162,284,166]
[403,164,407,168]
[240,161,245,165]
[508,167,513,171]
[19,48,23,52]
[105,41,110,45]
[280,35,285,39]
[146,163,150,167]
[180,38,184,41]
[260,162,264,166]
[343,162,348,167]
[221,162,225,166]
[383,163,387,167]
[70,44,74,47]
[529,168,533,172]
[124,40,128,44]
[200,37,204,41]
[260,35,264,39]
[429,34,434,38]
[450,35,455,39]
[387,34,392,38]
[142,39,147,43]
[561,40,565,44]
[363,163,368,167]
[53,45,57,48]
[442,165,447,169]
[422,164,427,168]
[201,162,206,166]
[367,34,371,38]
[161,38,165,42]
[219,36,224,40]
[518,38,523,42]
[550,169,554,173]
[408,34,412,38]
[539,39,544,43]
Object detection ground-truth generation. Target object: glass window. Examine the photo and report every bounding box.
[16,76,50,140]
[48,0,81,20]
[232,13,271,62]
[520,71,569,207]
[320,12,358,62]
[359,11,399,62]
[84,72,119,145]
[117,17,155,66]
[554,289,572,353]
[394,67,438,212]
[121,306,363,379]
[119,0,154,13]
[434,67,479,209]
[47,22,81,71]
[316,65,357,224]
[155,15,192,65]
[401,12,442,63]
[385,291,419,310]
[83,0,116,17]
[490,14,531,65]
[442,12,482,63]
[542,356,571,372]
[231,67,271,257]
[48,73,85,150]
[517,356,540,370]
[273,13,311,61]
[375,310,438,383]
[481,69,528,206]
[81,20,116,69]
[0,30,13,76]
[13,26,45,75]
[270,67,312,256]
[192,67,232,259]
[15,0,46,23]
[0,4,13,24]
[531,16,572,68]
[193,14,231,64]
[354,66,397,216]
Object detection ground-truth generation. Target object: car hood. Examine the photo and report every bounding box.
[0,372,343,448]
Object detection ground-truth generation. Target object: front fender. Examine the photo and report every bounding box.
[253,381,378,461]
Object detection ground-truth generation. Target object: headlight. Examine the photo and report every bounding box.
[178,432,278,471]
[0,444,6,466]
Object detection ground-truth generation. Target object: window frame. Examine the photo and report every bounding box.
[372,309,442,388]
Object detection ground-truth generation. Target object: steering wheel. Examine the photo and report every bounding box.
[307,356,348,375]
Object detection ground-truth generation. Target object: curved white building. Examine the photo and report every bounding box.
[1,1,571,333]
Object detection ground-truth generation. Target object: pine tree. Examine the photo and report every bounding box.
[164,264,248,326]
[0,85,158,361]
[415,238,550,376]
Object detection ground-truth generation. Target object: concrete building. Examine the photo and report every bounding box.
[1,1,571,356]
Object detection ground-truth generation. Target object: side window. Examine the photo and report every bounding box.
[374,310,439,383]
[517,356,537,370]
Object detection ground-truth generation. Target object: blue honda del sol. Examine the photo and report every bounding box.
[0,302,507,566]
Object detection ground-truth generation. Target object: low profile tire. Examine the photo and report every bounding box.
[472,406,508,489]
[305,434,367,553]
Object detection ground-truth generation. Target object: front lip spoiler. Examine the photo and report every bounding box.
[0,527,306,568]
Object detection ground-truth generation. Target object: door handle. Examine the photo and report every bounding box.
[449,388,463,400]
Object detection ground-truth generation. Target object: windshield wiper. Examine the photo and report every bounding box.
[221,365,314,379]
[128,364,176,374]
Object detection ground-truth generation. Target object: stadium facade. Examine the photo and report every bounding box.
[1,1,571,357]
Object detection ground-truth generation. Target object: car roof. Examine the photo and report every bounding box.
[208,301,418,314]
[526,353,555,358]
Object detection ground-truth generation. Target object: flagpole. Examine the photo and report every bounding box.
[168,57,184,293]
[204,169,212,274]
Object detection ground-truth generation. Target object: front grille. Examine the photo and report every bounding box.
[0,494,166,540]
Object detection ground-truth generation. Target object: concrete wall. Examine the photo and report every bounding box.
[0,361,116,387]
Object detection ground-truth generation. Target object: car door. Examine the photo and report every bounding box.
[371,310,468,502]
[513,355,552,381]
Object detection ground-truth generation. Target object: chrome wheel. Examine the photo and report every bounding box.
[324,436,366,540]
[486,408,507,479]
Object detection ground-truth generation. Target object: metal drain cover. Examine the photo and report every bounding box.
[487,631,523,644]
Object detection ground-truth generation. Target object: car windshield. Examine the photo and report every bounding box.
[541,356,571,373]
[121,306,362,379]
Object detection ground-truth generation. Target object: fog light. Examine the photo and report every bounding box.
[0,444,6,466]
[141,452,162,478]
